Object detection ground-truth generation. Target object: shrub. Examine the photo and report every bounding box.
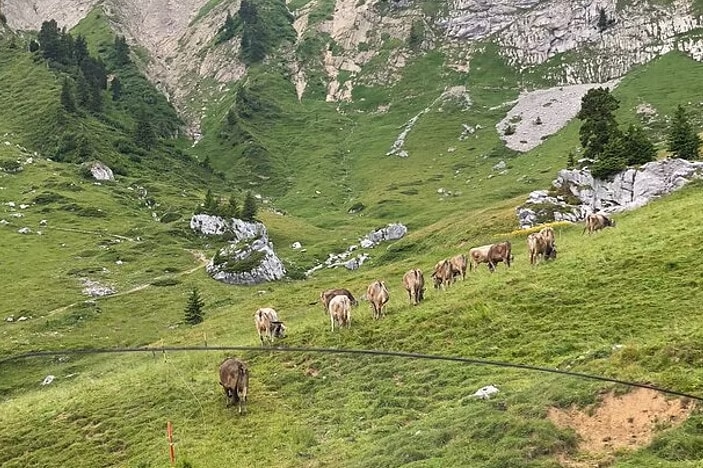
[503,124,516,135]
[184,288,205,325]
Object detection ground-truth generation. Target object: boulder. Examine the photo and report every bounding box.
[85,161,114,181]
[359,223,408,248]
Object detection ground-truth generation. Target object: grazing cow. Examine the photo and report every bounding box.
[486,241,512,272]
[449,254,468,280]
[527,232,557,265]
[219,357,249,414]
[431,259,454,290]
[539,227,556,250]
[254,307,287,346]
[366,280,390,320]
[584,212,615,235]
[328,294,352,331]
[402,268,425,305]
[320,288,358,313]
[468,244,493,271]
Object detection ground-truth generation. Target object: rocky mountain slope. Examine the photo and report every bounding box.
[4,0,703,130]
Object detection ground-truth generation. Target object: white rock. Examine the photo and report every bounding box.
[19,204,29,209]
[0,219,8,225]
[17,227,32,234]
[41,375,55,386]
[17,316,28,322]
[84,161,115,181]
[472,385,500,400]
[291,241,302,249]
[6,201,15,207]
[39,219,47,226]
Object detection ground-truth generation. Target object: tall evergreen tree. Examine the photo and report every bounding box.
[37,20,62,62]
[184,288,205,325]
[203,189,218,214]
[28,40,40,53]
[60,78,76,113]
[576,87,621,161]
[597,8,609,32]
[621,124,656,165]
[216,11,237,44]
[111,76,123,101]
[668,105,702,160]
[134,111,156,150]
[226,194,240,218]
[114,35,130,66]
[241,191,258,221]
[73,35,88,64]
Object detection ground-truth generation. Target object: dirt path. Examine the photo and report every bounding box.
[44,250,209,317]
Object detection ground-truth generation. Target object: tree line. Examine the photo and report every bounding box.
[575,87,701,179]
[197,189,258,222]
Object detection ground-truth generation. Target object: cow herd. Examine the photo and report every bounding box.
[219,212,616,412]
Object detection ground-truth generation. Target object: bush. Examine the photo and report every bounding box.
[184,288,205,325]
[503,125,516,136]
[151,278,180,287]
[159,212,182,223]
[0,160,22,173]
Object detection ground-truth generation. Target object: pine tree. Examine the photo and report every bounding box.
[566,151,576,169]
[28,40,40,53]
[38,20,62,62]
[241,191,258,221]
[134,110,156,150]
[184,288,205,325]
[111,76,123,101]
[621,124,656,165]
[226,194,240,218]
[216,11,237,44]
[203,189,218,214]
[576,87,621,161]
[597,7,609,32]
[60,78,76,113]
[114,35,130,66]
[668,105,702,160]
[74,35,88,64]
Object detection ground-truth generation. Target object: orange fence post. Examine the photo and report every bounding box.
[167,421,175,466]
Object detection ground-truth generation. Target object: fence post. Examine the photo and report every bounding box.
[167,421,175,465]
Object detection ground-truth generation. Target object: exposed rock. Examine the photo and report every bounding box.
[517,158,703,228]
[493,160,507,171]
[497,80,619,152]
[291,241,302,249]
[17,227,32,234]
[41,375,55,386]
[191,214,286,285]
[84,161,115,181]
[80,278,116,297]
[207,238,286,285]
[359,223,408,248]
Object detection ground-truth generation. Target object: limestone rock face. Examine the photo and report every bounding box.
[190,214,286,285]
[359,223,408,248]
[517,158,703,228]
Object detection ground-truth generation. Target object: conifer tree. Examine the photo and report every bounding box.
[60,78,76,113]
[111,76,122,101]
[184,288,205,325]
[134,110,156,150]
[668,105,701,160]
[226,194,240,218]
[241,191,258,221]
[114,35,130,66]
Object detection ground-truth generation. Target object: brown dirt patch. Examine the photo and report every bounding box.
[548,388,694,466]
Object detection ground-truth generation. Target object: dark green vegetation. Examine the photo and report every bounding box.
[3,8,703,467]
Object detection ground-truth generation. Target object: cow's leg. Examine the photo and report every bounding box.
[330,314,335,332]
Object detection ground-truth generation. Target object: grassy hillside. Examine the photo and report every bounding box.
[5,9,703,467]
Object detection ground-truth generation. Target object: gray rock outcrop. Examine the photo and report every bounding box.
[359,223,408,248]
[85,161,115,181]
[191,214,286,285]
[517,158,703,228]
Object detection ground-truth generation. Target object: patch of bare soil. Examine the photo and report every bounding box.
[548,388,694,467]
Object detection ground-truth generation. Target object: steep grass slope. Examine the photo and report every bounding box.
[3,181,703,467]
[4,15,703,468]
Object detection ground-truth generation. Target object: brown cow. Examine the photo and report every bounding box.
[320,288,358,313]
[468,244,493,271]
[527,232,557,265]
[449,254,468,280]
[366,280,390,319]
[328,294,352,331]
[486,241,512,272]
[539,227,556,250]
[584,212,615,235]
[254,308,287,346]
[431,259,454,290]
[219,357,249,414]
[402,268,425,305]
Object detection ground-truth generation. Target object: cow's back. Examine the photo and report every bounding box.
[219,358,246,389]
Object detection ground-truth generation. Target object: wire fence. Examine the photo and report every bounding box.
[3,344,702,401]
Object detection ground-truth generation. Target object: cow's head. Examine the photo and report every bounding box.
[272,321,287,339]
[547,246,558,260]
[608,219,616,228]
